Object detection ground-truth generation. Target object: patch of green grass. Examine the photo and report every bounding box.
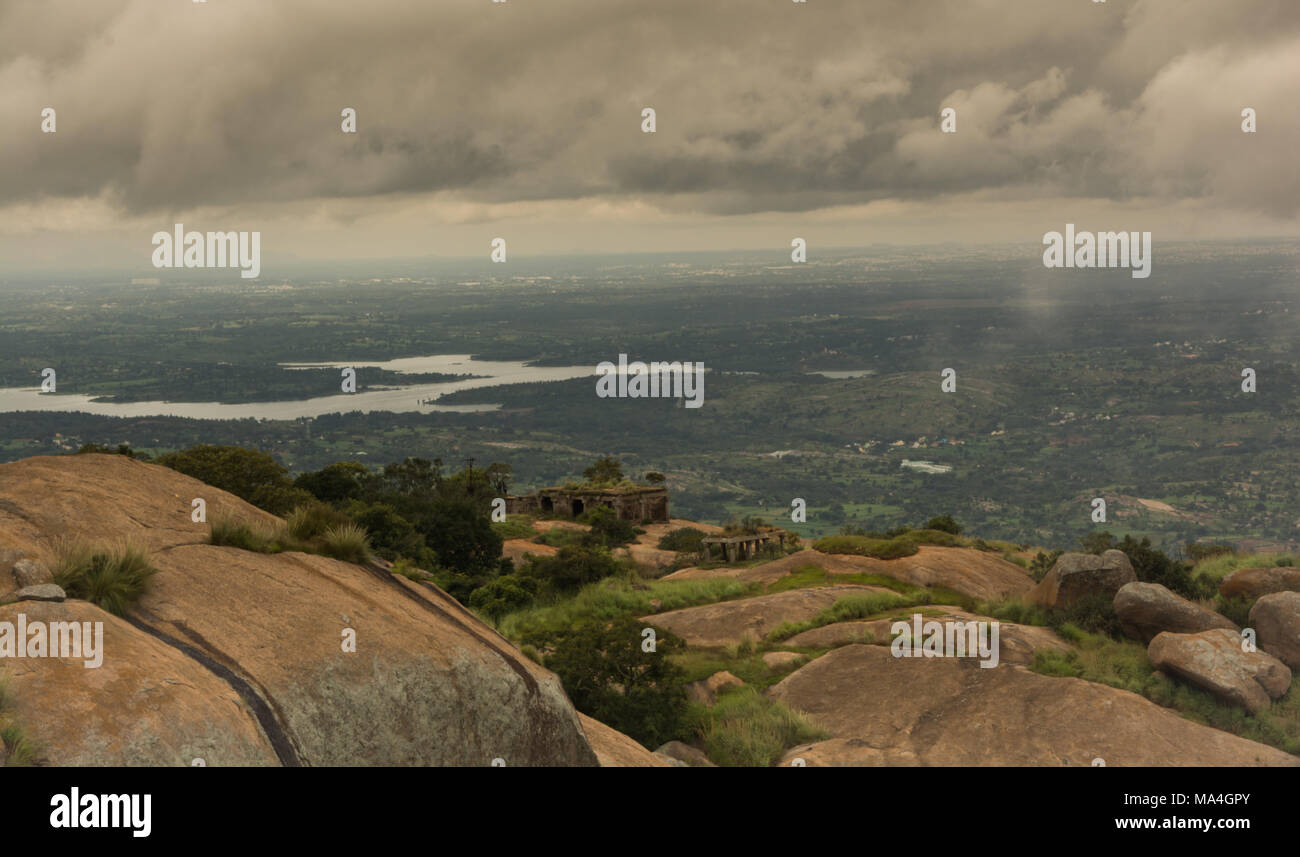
[690,687,829,766]
[763,564,830,594]
[0,677,41,766]
[766,589,941,643]
[533,527,586,548]
[209,516,282,553]
[1193,552,1296,585]
[320,523,371,564]
[974,598,1052,627]
[491,516,537,540]
[499,575,758,640]
[209,511,372,566]
[52,540,157,617]
[285,502,351,541]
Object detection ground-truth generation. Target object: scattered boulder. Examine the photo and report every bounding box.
[1026,550,1136,610]
[685,670,744,707]
[655,740,716,767]
[1249,592,1300,670]
[762,651,807,670]
[1114,582,1238,643]
[11,559,53,589]
[16,584,65,603]
[1147,628,1291,714]
[1221,566,1300,600]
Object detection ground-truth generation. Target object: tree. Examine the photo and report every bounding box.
[296,461,373,505]
[468,574,539,622]
[524,616,688,749]
[925,514,962,535]
[583,456,624,485]
[643,472,666,485]
[156,445,310,514]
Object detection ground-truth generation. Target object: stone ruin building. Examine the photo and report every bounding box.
[505,485,669,522]
[700,530,792,563]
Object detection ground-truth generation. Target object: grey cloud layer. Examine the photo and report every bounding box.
[1,0,1296,219]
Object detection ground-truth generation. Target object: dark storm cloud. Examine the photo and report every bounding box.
[1,0,1296,219]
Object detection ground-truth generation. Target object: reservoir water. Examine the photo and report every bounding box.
[0,355,594,420]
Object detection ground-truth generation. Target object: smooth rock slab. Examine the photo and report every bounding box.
[1147,628,1291,714]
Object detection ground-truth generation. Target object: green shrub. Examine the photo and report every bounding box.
[1029,549,1063,581]
[285,502,351,542]
[1215,594,1256,628]
[582,506,641,548]
[1048,593,1124,638]
[320,523,370,564]
[925,515,962,535]
[469,574,541,622]
[519,544,622,595]
[657,527,707,553]
[156,444,312,515]
[525,616,688,750]
[54,541,157,617]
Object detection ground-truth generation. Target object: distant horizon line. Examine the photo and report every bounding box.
[1,235,1296,280]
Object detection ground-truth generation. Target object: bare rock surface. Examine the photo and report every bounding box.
[767,644,1296,766]
[655,740,716,767]
[579,713,669,767]
[0,600,279,766]
[643,585,892,647]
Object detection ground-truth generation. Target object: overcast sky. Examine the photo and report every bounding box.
[1,0,1296,270]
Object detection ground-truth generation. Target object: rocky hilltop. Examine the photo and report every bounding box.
[0,454,660,766]
[3,453,1298,767]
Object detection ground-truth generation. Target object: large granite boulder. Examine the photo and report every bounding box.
[1113,582,1238,643]
[1249,592,1300,669]
[1026,550,1136,610]
[1221,566,1300,600]
[1147,628,1291,714]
